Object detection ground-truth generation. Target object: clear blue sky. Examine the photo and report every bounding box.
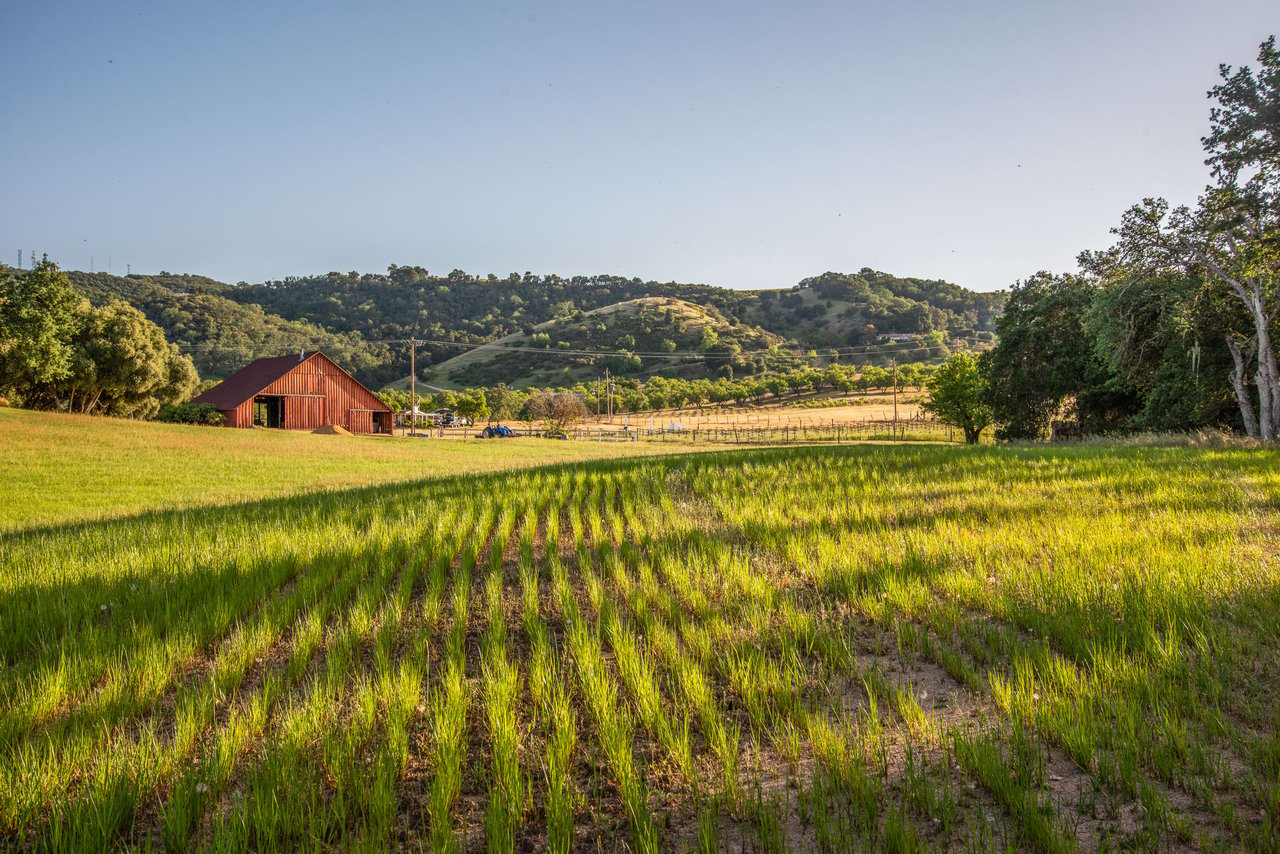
[2,1,1274,291]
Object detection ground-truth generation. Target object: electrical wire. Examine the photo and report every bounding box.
[178,335,985,362]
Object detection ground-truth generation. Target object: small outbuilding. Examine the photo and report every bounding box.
[192,351,393,434]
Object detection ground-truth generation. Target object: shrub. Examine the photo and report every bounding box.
[526,392,587,437]
[154,402,224,426]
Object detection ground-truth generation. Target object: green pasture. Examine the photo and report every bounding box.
[1,422,1277,851]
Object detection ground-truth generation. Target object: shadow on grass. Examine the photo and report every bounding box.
[7,440,1278,850]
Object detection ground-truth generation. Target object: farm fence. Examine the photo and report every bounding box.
[571,419,966,445]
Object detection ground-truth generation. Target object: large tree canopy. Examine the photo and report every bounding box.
[1082,273,1239,432]
[922,353,991,444]
[0,260,198,418]
[1080,37,1280,439]
[981,36,1279,442]
[0,257,84,396]
[65,301,200,418]
[981,273,1137,440]
[1203,35,1280,182]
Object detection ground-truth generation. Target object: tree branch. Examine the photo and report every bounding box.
[1183,242,1253,304]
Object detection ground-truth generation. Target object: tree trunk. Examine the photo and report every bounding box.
[1184,247,1279,440]
[1261,333,1280,434]
[1225,335,1261,439]
[964,426,982,445]
[1255,362,1274,441]
[1249,292,1278,441]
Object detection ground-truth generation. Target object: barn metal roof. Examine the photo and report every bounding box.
[192,353,313,410]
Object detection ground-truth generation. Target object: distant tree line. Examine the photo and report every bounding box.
[223,266,998,383]
[62,264,996,391]
[0,259,198,418]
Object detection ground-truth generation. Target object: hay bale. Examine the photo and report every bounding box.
[312,424,352,436]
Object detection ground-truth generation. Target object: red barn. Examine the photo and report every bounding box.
[192,351,393,434]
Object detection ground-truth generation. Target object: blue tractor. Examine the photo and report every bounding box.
[480,423,515,438]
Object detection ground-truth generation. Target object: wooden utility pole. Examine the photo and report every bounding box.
[891,357,898,440]
[605,367,612,418]
[409,337,416,438]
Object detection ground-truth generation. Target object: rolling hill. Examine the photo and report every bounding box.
[428,297,798,389]
[53,264,1005,389]
[747,270,1003,347]
[63,270,389,383]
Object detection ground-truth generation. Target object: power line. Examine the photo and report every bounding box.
[356,335,986,360]
[174,335,986,362]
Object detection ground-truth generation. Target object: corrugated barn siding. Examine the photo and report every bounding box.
[212,353,391,433]
[226,402,253,428]
[283,395,325,430]
[347,410,373,434]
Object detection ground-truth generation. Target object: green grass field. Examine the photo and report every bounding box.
[0,408,715,532]
[1,415,1278,851]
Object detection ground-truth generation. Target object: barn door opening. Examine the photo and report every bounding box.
[253,396,284,428]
